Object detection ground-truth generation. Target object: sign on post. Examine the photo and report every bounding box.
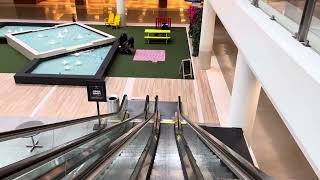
[86,80,107,102]
[86,80,106,130]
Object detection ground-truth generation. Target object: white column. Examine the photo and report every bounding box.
[116,0,126,27]
[228,51,261,143]
[198,0,216,70]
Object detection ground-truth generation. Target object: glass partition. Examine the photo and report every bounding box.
[250,0,320,54]
[14,120,138,180]
[307,0,320,53]
[0,115,121,168]
[258,0,306,34]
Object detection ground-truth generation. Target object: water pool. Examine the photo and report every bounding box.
[0,26,44,37]
[31,46,112,76]
[14,24,107,52]
[6,23,115,60]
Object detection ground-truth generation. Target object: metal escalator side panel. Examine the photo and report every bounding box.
[0,95,149,179]
[177,96,272,180]
[75,118,154,179]
[174,123,205,180]
[182,125,237,180]
[11,122,136,180]
[71,122,154,180]
[94,122,155,180]
[71,96,158,179]
[129,111,161,180]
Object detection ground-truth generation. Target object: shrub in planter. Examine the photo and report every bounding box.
[192,8,203,57]
[188,6,198,37]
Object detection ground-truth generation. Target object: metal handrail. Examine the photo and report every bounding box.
[0,95,149,179]
[177,96,272,180]
[129,109,161,180]
[75,96,158,179]
[0,95,128,142]
[174,119,205,180]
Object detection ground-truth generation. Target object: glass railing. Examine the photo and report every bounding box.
[0,95,128,169]
[0,115,122,168]
[251,0,320,54]
[258,0,303,34]
[14,119,139,179]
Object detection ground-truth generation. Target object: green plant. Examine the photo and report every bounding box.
[192,8,203,57]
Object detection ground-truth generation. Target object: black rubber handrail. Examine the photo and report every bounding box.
[129,110,161,180]
[0,95,149,179]
[175,120,205,180]
[0,95,128,142]
[73,96,158,179]
[177,96,272,180]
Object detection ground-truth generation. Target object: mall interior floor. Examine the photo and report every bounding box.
[213,18,318,180]
[0,0,191,24]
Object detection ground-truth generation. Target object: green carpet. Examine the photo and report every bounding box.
[0,44,29,73]
[91,25,190,79]
[0,25,190,79]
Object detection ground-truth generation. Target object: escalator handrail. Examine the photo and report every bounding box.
[177,96,272,180]
[0,95,149,179]
[0,95,128,142]
[74,95,158,179]
[129,110,161,180]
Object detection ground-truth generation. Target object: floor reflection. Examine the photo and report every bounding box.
[0,0,191,23]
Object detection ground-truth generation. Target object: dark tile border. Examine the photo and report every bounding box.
[14,40,119,86]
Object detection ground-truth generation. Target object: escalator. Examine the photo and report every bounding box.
[182,125,237,179]
[150,123,184,180]
[0,94,130,168]
[0,95,150,179]
[0,96,272,180]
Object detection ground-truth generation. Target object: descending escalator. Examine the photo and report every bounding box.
[150,123,184,180]
[182,125,238,180]
[94,123,154,179]
[0,96,271,180]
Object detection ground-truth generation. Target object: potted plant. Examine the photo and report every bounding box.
[191,8,203,57]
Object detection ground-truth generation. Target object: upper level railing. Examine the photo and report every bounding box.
[250,0,320,54]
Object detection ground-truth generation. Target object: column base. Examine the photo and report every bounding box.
[198,50,212,70]
[120,14,126,27]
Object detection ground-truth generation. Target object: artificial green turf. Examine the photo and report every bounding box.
[0,26,190,79]
[91,25,190,79]
[0,44,29,73]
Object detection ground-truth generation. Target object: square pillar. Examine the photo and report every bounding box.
[228,51,261,144]
[198,0,216,70]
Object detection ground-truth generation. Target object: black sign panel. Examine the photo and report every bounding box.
[86,80,107,102]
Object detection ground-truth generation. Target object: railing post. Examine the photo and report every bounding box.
[251,0,259,7]
[296,0,317,46]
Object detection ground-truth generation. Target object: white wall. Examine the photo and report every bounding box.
[208,0,320,177]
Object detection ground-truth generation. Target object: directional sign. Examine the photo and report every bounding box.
[86,80,107,102]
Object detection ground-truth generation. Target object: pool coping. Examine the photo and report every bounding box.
[5,22,116,60]
[14,40,119,86]
[0,22,58,43]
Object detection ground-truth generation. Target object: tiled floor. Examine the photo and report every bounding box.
[212,18,318,179]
